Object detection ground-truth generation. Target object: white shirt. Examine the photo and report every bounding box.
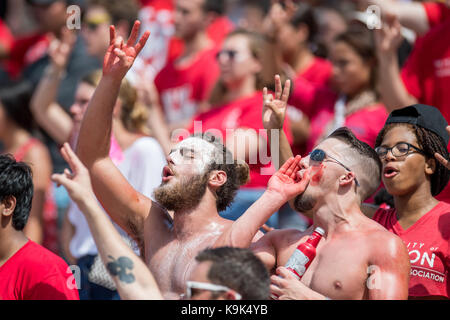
[68,137,166,258]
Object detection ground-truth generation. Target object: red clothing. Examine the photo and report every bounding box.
[423,2,450,28]
[373,202,450,298]
[138,0,175,78]
[307,102,388,152]
[167,16,235,62]
[12,138,58,254]
[288,57,333,119]
[6,33,49,78]
[154,47,220,124]
[0,18,14,52]
[0,240,80,300]
[188,92,294,188]
[400,6,450,202]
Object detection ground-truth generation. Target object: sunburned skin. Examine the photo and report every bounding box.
[310,164,325,185]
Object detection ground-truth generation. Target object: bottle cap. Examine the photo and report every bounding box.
[314,227,325,236]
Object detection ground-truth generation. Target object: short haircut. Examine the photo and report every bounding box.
[195,247,270,300]
[375,123,450,196]
[0,154,34,231]
[191,132,249,212]
[328,127,382,201]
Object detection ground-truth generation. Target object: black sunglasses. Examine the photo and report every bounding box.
[309,149,360,187]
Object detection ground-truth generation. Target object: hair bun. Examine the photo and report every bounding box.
[235,159,250,186]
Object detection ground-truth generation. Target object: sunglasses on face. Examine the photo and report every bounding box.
[375,142,426,159]
[184,281,242,300]
[83,14,111,31]
[309,149,360,187]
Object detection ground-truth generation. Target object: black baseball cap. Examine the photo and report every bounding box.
[385,104,449,146]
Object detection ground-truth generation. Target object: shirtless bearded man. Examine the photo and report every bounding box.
[75,21,264,299]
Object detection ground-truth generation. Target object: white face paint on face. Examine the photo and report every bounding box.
[170,137,217,174]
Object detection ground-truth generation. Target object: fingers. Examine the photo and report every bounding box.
[135,30,150,55]
[51,172,73,189]
[127,20,140,47]
[446,125,450,135]
[281,79,291,103]
[109,25,116,45]
[275,74,282,99]
[285,155,301,178]
[60,143,84,173]
[278,156,295,174]
[261,224,275,233]
[435,152,449,169]
[277,266,296,280]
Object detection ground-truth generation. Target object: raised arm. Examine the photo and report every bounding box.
[356,0,429,35]
[374,13,418,112]
[214,156,310,248]
[52,143,163,300]
[30,28,75,145]
[263,75,295,170]
[76,21,154,242]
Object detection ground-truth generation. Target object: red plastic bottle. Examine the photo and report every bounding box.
[285,226,325,280]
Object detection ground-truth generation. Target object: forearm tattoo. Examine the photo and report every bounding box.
[106,255,136,284]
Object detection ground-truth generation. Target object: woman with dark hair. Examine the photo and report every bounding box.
[368,104,450,299]
[306,26,388,153]
[0,81,57,253]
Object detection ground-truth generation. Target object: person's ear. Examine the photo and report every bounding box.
[296,23,310,44]
[339,171,357,188]
[208,170,227,190]
[223,290,242,300]
[425,158,436,175]
[1,196,16,217]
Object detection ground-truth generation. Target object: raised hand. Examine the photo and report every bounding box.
[103,20,150,80]
[434,125,450,169]
[48,27,76,71]
[51,143,95,205]
[267,155,310,202]
[263,75,291,130]
[374,12,403,56]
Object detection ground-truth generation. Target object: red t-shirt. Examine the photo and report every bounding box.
[154,47,220,124]
[167,16,234,62]
[307,102,388,153]
[373,202,450,298]
[288,56,333,119]
[423,2,450,28]
[188,92,294,189]
[400,10,450,202]
[0,240,80,300]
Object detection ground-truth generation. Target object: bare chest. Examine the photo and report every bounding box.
[278,238,371,299]
[145,232,222,299]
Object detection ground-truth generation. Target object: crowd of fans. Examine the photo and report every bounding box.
[0,0,448,300]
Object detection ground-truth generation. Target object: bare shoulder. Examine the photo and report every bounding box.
[365,224,408,261]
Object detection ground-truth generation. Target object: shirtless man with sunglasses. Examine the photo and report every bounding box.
[215,76,411,300]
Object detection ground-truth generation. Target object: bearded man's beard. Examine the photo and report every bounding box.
[153,172,209,212]
[293,192,317,213]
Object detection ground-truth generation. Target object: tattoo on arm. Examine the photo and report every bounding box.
[106,255,136,284]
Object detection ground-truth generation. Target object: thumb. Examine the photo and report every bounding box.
[277,266,297,280]
[51,173,74,190]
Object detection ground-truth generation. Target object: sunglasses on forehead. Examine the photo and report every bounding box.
[309,149,360,187]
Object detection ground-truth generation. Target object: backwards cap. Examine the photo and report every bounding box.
[385,104,449,146]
